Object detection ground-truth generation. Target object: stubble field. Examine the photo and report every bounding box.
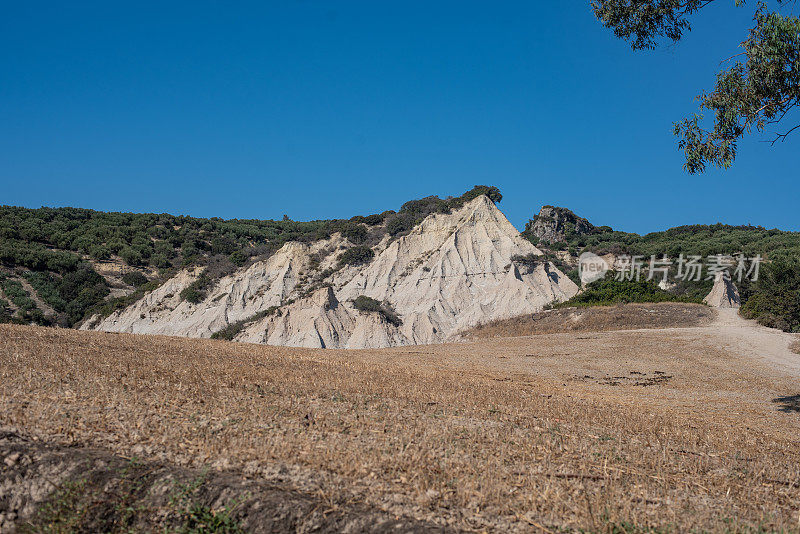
[1,305,799,532]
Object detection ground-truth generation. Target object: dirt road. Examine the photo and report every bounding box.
[707,308,800,376]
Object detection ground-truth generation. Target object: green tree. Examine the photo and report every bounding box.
[592,1,799,173]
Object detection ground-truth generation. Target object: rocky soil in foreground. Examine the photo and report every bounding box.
[0,428,442,533]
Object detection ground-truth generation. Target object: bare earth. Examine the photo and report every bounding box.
[1,305,800,532]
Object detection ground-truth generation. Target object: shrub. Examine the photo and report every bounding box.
[0,276,50,325]
[89,245,111,261]
[180,271,212,304]
[150,253,171,269]
[338,246,375,267]
[740,257,800,332]
[0,297,11,323]
[556,273,702,308]
[23,271,67,312]
[210,307,279,341]
[460,185,502,204]
[353,295,382,313]
[343,223,368,244]
[122,271,149,287]
[511,253,546,267]
[119,247,143,266]
[229,250,247,267]
[364,213,387,226]
[386,216,411,236]
[353,295,402,326]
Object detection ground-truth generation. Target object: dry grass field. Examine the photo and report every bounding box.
[463,302,716,339]
[2,305,800,532]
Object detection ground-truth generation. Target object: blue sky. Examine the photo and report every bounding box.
[1,2,797,233]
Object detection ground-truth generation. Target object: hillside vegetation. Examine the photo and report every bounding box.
[2,188,798,334]
[0,186,500,327]
[555,274,703,308]
[526,209,800,333]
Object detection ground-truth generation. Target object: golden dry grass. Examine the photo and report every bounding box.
[1,323,799,532]
[464,302,715,339]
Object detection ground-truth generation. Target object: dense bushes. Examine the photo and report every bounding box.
[740,257,800,332]
[382,185,503,240]
[342,223,368,244]
[563,222,800,260]
[338,246,375,267]
[353,295,402,326]
[122,271,149,287]
[0,275,49,325]
[0,297,11,323]
[180,271,212,304]
[0,185,506,327]
[0,186,503,279]
[556,273,702,308]
[540,209,800,331]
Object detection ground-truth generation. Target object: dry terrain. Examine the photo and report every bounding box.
[463,302,716,338]
[2,304,800,532]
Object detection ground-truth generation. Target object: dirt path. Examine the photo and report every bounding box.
[705,308,800,376]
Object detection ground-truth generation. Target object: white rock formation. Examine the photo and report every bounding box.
[85,196,579,348]
[704,272,741,308]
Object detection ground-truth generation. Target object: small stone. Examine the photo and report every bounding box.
[4,452,21,467]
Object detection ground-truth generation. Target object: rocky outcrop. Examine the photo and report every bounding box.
[525,206,595,244]
[704,273,741,308]
[86,196,579,348]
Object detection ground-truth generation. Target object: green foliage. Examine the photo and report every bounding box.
[122,271,149,287]
[95,279,162,320]
[592,0,706,51]
[553,209,800,327]
[338,246,375,267]
[511,253,581,286]
[0,239,80,273]
[386,215,412,236]
[23,271,68,312]
[0,297,11,323]
[168,473,245,534]
[178,503,244,534]
[675,5,800,173]
[228,250,247,267]
[556,273,703,308]
[740,256,800,332]
[342,223,369,244]
[353,295,402,326]
[59,268,110,324]
[180,271,212,304]
[0,186,499,328]
[460,184,502,203]
[25,478,89,533]
[568,223,800,260]
[384,185,503,239]
[352,295,382,313]
[0,274,50,325]
[593,1,798,172]
[511,253,546,267]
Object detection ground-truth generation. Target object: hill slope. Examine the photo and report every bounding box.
[84,196,578,348]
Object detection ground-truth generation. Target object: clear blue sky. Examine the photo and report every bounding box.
[1,2,797,233]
